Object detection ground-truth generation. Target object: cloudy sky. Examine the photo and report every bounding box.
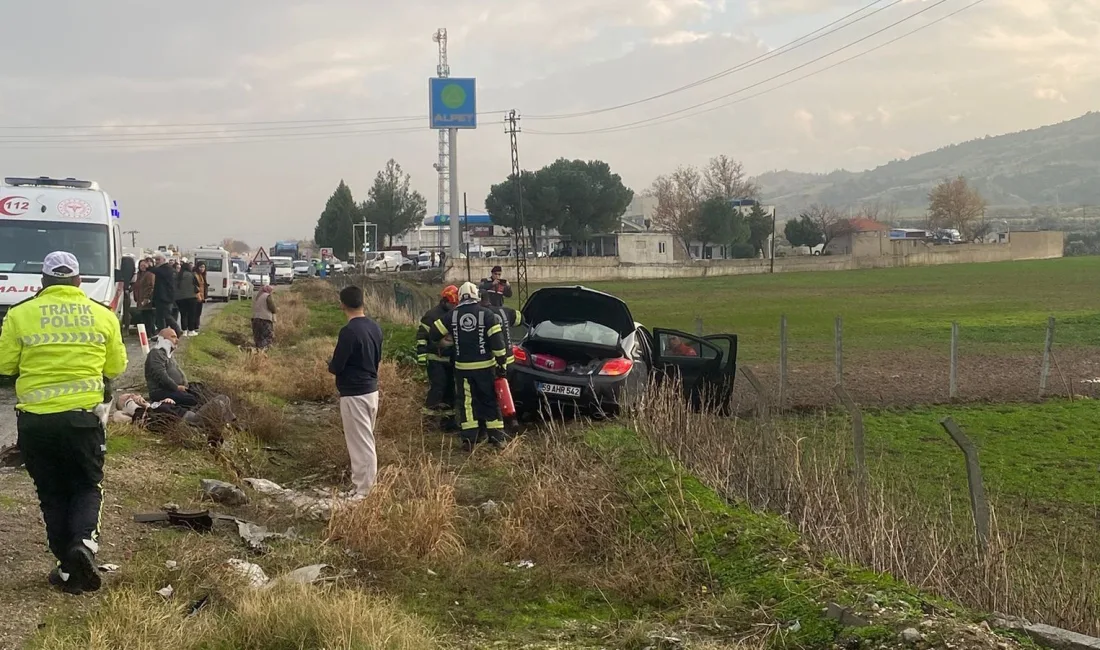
[0,0,1096,249]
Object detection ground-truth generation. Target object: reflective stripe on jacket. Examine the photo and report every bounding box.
[430,302,507,371]
[0,285,127,414]
[416,301,453,364]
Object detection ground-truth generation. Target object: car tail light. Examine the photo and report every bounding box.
[223,278,228,288]
[599,358,633,376]
[513,346,529,365]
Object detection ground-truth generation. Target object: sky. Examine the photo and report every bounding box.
[0,0,1097,249]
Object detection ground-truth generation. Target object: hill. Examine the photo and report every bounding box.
[756,111,1100,214]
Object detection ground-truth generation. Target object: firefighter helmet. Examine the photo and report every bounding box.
[458,282,480,302]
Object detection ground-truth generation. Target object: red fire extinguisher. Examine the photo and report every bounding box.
[495,377,516,418]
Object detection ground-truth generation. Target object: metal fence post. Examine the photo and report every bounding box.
[833,385,867,507]
[940,417,990,551]
[779,315,788,410]
[834,316,843,388]
[950,321,959,400]
[1039,316,1055,396]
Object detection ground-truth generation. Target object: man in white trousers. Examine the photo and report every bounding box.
[327,285,384,498]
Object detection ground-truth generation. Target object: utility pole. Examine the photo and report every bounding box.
[769,208,777,273]
[432,28,451,254]
[123,230,139,247]
[505,110,529,305]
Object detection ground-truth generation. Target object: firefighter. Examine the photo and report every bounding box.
[417,285,459,430]
[429,282,508,450]
[480,290,522,366]
[0,252,127,595]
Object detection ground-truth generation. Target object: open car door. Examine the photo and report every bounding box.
[651,328,733,412]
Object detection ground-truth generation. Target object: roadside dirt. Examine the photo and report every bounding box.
[0,305,223,649]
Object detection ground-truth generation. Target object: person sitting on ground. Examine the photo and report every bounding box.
[144,328,200,407]
[251,285,277,350]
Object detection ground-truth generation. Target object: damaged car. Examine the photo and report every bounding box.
[508,286,738,418]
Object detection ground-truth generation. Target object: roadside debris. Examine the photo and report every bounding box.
[227,559,269,587]
[156,585,175,599]
[165,560,178,570]
[505,559,535,570]
[278,564,332,586]
[0,444,21,468]
[244,477,333,519]
[200,479,249,506]
[134,509,218,532]
[235,520,292,554]
[479,500,501,515]
[98,564,120,573]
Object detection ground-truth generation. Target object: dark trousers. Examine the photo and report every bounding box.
[139,308,156,335]
[195,300,204,328]
[424,360,455,414]
[154,301,181,335]
[150,389,199,408]
[176,298,198,331]
[17,410,105,566]
[454,368,504,444]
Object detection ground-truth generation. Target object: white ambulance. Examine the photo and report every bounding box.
[0,177,126,327]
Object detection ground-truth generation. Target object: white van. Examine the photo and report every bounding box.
[366,251,412,273]
[0,176,125,328]
[270,256,294,284]
[191,246,231,301]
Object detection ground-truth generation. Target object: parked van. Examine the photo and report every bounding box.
[191,246,231,301]
[365,250,413,273]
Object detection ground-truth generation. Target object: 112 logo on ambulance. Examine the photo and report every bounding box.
[0,196,31,216]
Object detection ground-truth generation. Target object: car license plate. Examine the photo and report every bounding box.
[537,382,581,398]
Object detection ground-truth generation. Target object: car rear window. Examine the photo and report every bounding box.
[531,320,620,347]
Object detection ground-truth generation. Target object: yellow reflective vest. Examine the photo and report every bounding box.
[0,285,127,415]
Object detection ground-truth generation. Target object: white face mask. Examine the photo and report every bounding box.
[156,337,176,355]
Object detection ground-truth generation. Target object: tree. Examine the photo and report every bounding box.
[650,166,703,253]
[360,159,428,248]
[485,170,559,251]
[784,215,824,250]
[545,159,633,245]
[694,197,735,255]
[220,238,251,254]
[314,180,358,259]
[927,176,986,240]
[801,203,851,249]
[702,155,759,201]
[854,199,899,223]
[746,203,773,257]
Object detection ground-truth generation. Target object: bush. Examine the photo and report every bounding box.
[729,243,757,259]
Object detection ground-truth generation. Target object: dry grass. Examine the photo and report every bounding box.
[328,457,464,569]
[33,584,439,650]
[633,383,1100,636]
[272,291,311,346]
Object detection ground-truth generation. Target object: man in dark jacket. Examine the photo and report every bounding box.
[144,329,198,407]
[150,254,180,335]
[477,265,512,307]
[417,285,459,430]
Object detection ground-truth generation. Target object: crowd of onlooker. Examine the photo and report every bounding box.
[130,253,209,338]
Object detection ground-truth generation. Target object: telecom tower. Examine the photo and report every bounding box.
[432,28,450,252]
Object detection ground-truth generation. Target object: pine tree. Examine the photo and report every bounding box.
[314,181,358,259]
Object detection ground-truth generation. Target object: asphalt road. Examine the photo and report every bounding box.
[0,302,226,450]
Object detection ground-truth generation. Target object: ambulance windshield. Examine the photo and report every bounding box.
[0,221,110,276]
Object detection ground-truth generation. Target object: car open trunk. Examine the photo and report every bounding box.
[522,336,622,376]
[522,286,636,336]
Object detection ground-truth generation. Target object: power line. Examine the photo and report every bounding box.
[0,125,425,150]
[525,0,901,121]
[527,0,981,136]
[0,110,509,133]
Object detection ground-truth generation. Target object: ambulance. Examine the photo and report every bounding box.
[0,177,126,328]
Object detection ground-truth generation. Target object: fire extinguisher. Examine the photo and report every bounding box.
[495,376,516,418]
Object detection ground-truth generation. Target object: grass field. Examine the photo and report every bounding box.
[526,258,1100,407]
[548,257,1100,362]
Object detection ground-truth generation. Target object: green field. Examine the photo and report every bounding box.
[534,257,1100,362]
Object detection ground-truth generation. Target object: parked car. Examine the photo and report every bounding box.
[508,286,738,418]
[292,260,313,277]
[417,251,432,270]
[366,251,415,272]
[229,272,255,300]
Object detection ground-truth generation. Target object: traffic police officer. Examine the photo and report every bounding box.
[0,252,127,594]
[417,285,459,430]
[429,282,508,450]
